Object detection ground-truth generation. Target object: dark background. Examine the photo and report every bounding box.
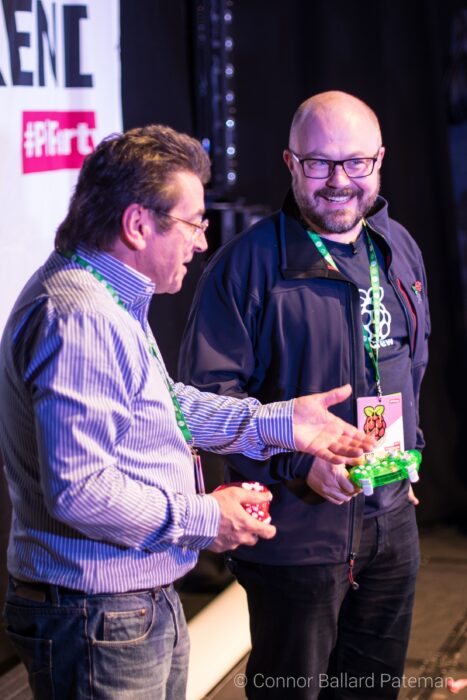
[1,0,466,674]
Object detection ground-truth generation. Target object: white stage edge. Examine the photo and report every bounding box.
[186,581,251,699]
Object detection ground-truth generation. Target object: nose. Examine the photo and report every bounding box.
[193,230,208,253]
[326,163,352,187]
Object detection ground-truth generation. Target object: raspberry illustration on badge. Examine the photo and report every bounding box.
[363,404,387,440]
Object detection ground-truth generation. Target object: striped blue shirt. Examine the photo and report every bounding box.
[0,248,294,593]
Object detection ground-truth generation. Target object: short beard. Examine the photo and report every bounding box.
[292,174,381,234]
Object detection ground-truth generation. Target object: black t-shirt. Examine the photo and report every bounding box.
[323,231,415,516]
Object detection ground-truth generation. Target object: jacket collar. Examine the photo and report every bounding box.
[279,190,392,280]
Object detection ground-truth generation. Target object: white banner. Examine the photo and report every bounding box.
[0,0,121,331]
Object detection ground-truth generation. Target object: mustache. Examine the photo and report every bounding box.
[316,187,360,198]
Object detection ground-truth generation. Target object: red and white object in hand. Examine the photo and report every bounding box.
[214,482,272,524]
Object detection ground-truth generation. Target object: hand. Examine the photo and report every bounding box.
[306,457,361,505]
[208,486,276,553]
[293,384,376,464]
[407,485,419,506]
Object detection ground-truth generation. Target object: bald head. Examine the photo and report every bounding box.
[289,91,382,153]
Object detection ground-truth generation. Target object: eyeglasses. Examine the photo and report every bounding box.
[290,150,381,179]
[150,210,209,239]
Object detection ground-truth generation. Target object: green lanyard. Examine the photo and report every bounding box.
[60,250,194,444]
[307,226,383,397]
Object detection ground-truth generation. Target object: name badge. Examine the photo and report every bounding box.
[356,392,404,456]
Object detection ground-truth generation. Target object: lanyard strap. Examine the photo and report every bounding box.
[307,226,383,397]
[60,250,194,444]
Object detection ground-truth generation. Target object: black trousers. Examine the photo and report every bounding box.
[232,503,420,700]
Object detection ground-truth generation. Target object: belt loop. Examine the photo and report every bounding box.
[49,584,61,606]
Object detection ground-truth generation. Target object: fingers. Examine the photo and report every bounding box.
[325,419,377,452]
[294,398,377,458]
[312,432,376,464]
[209,487,277,553]
[234,487,273,505]
[352,431,377,452]
[313,447,348,465]
[228,513,275,543]
[335,470,360,497]
[255,521,277,540]
[322,478,359,504]
[322,493,353,506]
[407,485,419,506]
[319,384,352,409]
[209,521,276,552]
[306,459,361,505]
[309,483,357,506]
[223,520,277,550]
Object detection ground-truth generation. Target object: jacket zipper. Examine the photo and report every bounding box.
[345,227,413,588]
[346,281,360,590]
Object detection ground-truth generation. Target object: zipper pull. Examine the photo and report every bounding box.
[348,552,360,590]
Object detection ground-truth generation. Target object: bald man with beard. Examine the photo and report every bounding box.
[180,92,430,699]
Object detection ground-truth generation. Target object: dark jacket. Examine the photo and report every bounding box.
[180,193,430,565]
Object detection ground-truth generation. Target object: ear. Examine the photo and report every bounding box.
[120,204,153,251]
[283,149,294,173]
[377,146,385,169]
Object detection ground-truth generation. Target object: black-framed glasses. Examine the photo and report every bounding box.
[150,210,209,239]
[290,150,381,179]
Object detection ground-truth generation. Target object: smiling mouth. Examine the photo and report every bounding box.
[322,194,354,203]
[318,186,358,202]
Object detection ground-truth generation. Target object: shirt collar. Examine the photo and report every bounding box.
[75,245,155,311]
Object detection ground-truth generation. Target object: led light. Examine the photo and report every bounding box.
[225,64,234,77]
[225,37,234,50]
[226,118,235,128]
[226,91,235,104]
[224,11,232,22]
[227,171,237,182]
[226,145,236,156]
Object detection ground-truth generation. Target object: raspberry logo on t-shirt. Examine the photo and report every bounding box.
[359,286,394,349]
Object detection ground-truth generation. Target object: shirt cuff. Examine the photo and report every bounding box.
[256,399,295,451]
[177,493,221,550]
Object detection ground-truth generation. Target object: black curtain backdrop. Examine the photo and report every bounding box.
[121,0,467,527]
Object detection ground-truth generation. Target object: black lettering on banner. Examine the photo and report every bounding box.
[37,0,57,86]
[64,4,93,88]
[0,1,94,88]
[2,0,34,86]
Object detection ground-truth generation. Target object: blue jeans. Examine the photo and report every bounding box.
[231,502,420,700]
[3,581,189,699]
